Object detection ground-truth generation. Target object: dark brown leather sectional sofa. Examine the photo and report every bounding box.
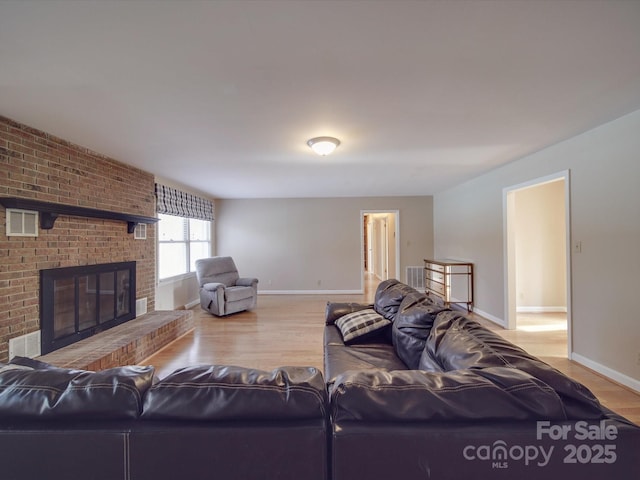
[0,361,328,480]
[1,279,639,479]
[324,279,640,479]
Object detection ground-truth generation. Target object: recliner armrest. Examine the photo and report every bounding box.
[236,277,258,287]
[203,282,225,292]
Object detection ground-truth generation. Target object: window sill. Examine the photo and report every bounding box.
[158,272,197,286]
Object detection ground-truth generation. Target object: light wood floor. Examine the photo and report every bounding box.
[143,279,640,425]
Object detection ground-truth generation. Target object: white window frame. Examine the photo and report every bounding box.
[157,214,211,283]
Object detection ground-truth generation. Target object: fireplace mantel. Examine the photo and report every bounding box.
[0,197,158,233]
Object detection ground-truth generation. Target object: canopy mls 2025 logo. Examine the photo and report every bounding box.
[462,420,618,470]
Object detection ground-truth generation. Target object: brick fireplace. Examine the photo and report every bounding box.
[0,115,157,363]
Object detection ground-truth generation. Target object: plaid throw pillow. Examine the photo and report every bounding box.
[335,309,391,344]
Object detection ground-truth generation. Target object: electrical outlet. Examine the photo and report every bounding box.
[573,241,582,254]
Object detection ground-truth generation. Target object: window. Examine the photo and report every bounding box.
[155,183,214,281]
[158,214,211,280]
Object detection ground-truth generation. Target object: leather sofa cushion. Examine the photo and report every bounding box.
[324,325,407,385]
[392,292,450,369]
[330,367,569,422]
[373,279,417,320]
[142,365,327,421]
[0,361,155,420]
[427,311,604,419]
[324,344,407,387]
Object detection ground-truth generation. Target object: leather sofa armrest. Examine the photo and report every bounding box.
[330,367,572,423]
[236,277,258,287]
[325,302,373,325]
[203,282,225,292]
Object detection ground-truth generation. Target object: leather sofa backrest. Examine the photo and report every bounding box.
[0,361,155,420]
[424,311,604,419]
[330,366,570,422]
[142,365,327,421]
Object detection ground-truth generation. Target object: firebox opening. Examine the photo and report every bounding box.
[40,261,136,355]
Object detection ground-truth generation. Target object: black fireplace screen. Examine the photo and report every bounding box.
[40,261,136,354]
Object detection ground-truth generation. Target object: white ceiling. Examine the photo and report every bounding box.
[2,0,640,199]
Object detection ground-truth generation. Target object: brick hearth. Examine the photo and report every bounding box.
[37,310,193,371]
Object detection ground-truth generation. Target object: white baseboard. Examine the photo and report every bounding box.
[469,311,640,394]
[471,307,506,328]
[258,289,363,295]
[185,299,200,309]
[571,353,640,394]
[517,306,567,313]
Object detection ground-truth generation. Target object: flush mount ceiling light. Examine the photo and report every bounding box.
[307,136,340,156]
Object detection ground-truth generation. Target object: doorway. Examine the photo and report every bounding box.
[504,171,571,357]
[361,211,400,292]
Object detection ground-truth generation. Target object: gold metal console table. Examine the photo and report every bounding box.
[424,259,474,312]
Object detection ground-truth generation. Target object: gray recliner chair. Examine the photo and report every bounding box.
[195,257,258,316]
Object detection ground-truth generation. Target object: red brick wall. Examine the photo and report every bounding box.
[0,116,156,362]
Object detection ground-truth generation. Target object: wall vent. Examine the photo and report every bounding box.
[406,266,425,290]
[136,297,148,316]
[6,209,38,237]
[9,331,41,360]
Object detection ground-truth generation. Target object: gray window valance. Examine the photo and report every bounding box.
[155,183,214,221]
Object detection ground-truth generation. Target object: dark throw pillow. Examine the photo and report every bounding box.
[373,279,417,320]
[392,292,450,369]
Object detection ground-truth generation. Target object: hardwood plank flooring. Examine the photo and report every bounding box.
[142,280,640,425]
[142,294,334,376]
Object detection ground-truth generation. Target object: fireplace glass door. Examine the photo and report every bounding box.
[41,262,136,354]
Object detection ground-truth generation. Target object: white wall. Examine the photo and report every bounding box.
[155,274,200,311]
[515,180,566,311]
[216,196,433,292]
[434,109,640,386]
